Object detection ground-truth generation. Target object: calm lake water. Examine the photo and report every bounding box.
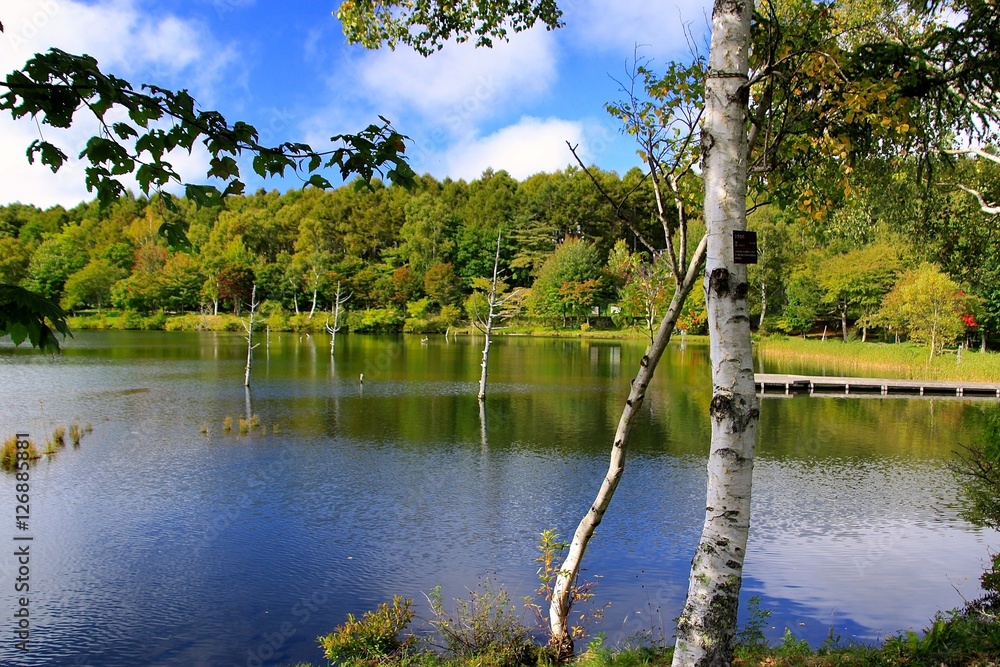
[0,331,997,666]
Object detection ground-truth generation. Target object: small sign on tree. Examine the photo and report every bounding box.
[733,230,758,264]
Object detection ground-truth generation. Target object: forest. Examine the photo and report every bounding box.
[0,153,997,352]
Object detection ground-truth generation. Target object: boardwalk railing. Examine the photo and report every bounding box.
[755,373,1000,398]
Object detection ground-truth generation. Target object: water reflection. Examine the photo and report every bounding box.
[0,331,995,666]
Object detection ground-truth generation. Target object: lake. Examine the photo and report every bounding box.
[0,331,996,666]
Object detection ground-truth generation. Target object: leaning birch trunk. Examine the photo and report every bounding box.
[672,0,758,664]
[547,236,707,657]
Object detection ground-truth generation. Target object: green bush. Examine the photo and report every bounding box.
[350,308,404,333]
[404,317,450,334]
[163,314,199,331]
[144,311,167,330]
[318,596,415,666]
[733,596,771,661]
[118,309,142,330]
[427,577,537,667]
[404,317,430,333]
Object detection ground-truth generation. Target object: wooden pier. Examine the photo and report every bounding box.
[755,373,1000,398]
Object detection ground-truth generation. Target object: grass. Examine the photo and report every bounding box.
[69,422,82,446]
[296,606,1000,667]
[755,336,1000,383]
[220,415,264,436]
[1,436,39,471]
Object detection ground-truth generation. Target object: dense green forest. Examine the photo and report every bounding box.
[1,156,997,351]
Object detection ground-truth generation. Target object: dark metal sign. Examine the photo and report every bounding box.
[733,230,758,264]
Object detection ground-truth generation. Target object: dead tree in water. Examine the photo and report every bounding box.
[469,232,522,402]
[241,284,260,387]
[325,281,352,357]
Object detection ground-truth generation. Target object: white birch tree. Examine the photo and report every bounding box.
[672,0,758,663]
[467,232,522,402]
[326,280,352,357]
[241,283,260,387]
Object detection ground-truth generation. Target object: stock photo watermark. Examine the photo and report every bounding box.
[11,433,34,653]
[2,1,61,51]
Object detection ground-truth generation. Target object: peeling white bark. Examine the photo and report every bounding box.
[673,0,758,664]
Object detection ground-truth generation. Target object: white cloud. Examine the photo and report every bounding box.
[356,28,558,134]
[562,0,712,60]
[0,0,238,207]
[430,117,585,181]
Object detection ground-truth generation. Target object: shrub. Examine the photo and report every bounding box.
[318,596,415,665]
[427,577,536,667]
[403,317,430,334]
[164,314,203,331]
[733,596,771,662]
[529,530,607,645]
[144,311,167,330]
[349,308,404,333]
[1,436,39,472]
[119,309,145,330]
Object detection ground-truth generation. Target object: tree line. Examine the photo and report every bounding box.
[0,154,996,351]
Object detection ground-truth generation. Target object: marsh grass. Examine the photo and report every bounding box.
[756,338,1000,383]
[219,415,266,436]
[51,425,66,447]
[69,422,82,447]
[1,436,39,471]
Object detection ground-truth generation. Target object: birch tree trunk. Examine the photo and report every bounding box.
[672,0,758,664]
[758,280,766,329]
[478,331,492,401]
[243,284,260,388]
[326,281,351,357]
[547,236,707,657]
[477,232,512,402]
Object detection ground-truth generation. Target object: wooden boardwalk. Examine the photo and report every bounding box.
[755,373,1000,398]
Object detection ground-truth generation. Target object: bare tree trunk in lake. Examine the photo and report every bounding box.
[474,232,521,402]
[326,281,351,357]
[673,0,758,663]
[242,284,260,387]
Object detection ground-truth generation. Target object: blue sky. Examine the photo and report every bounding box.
[1,0,712,208]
